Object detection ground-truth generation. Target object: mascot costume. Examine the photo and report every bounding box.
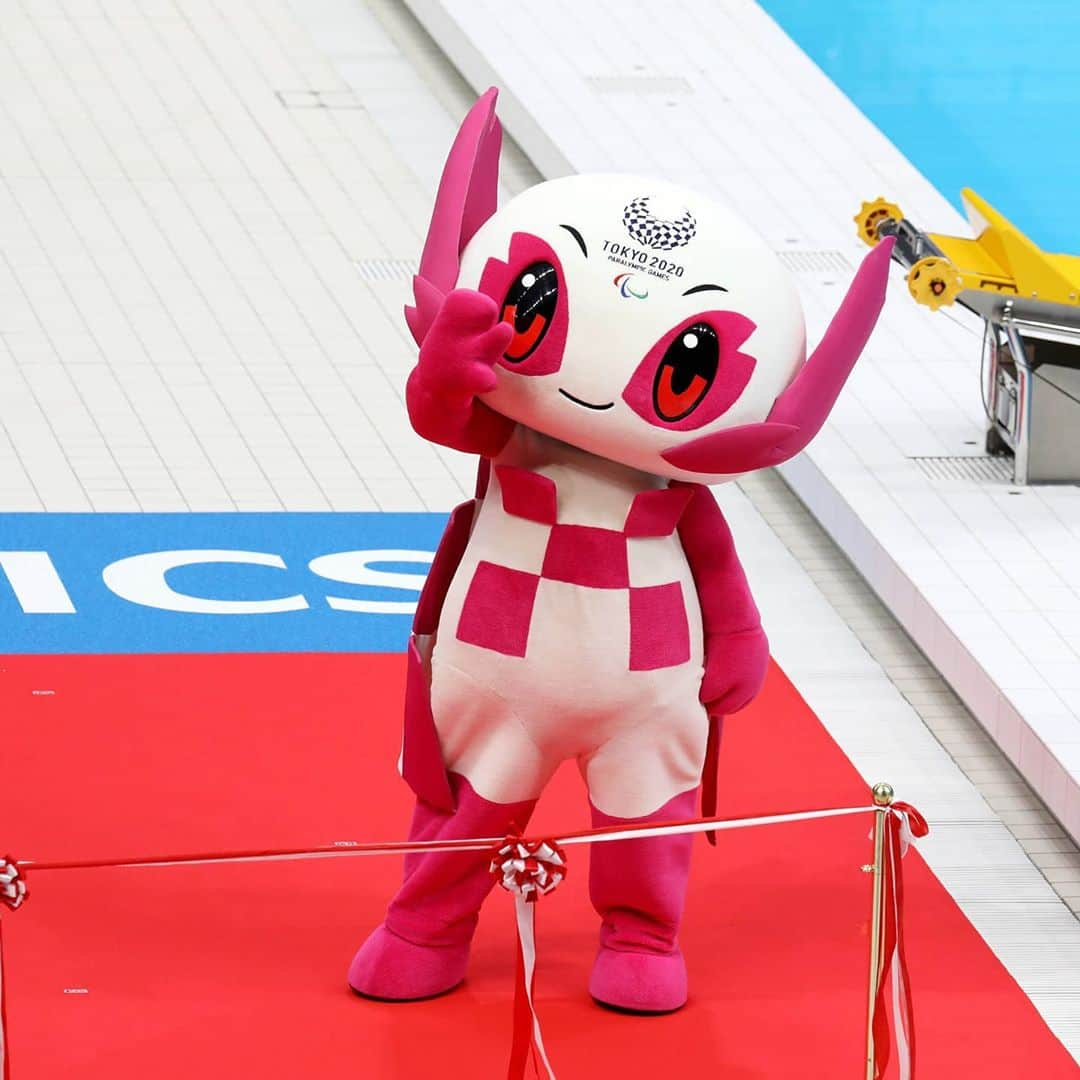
[349,89,892,1013]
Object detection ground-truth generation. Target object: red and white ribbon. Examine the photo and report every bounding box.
[0,917,8,1080]
[491,838,566,902]
[871,803,929,1080]
[0,862,25,915]
[1,859,27,1080]
[0,801,926,1080]
[490,839,567,1079]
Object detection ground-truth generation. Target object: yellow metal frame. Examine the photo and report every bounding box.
[855,191,1080,311]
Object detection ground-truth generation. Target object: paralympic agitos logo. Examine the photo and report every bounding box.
[613,272,649,299]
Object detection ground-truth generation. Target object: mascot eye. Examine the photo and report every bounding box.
[501,261,558,362]
[653,323,719,421]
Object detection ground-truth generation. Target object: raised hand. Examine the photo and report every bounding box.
[406,290,515,455]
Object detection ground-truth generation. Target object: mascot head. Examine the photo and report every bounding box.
[407,89,893,483]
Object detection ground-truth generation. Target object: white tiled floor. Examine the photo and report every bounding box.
[744,468,1080,911]
[401,0,1080,846]
[0,0,1078,1061]
[0,0,477,514]
[724,471,1080,1058]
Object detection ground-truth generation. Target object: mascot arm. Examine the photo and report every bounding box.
[406,289,517,456]
[678,484,769,717]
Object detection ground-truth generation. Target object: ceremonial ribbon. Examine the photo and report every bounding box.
[871,803,929,1080]
[490,838,565,1079]
[0,801,925,1080]
[0,856,23,1080]
[0,918,9,1080]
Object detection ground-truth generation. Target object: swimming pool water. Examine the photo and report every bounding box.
[761,1,1080,253]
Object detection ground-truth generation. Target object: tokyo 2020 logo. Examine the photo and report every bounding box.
[622,196,697,251]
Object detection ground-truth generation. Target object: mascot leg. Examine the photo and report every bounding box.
[587,787,698,1013]
[348,773,536,1001]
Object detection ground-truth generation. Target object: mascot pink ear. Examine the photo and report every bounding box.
[405,88,503,346]
[662,237,894,474]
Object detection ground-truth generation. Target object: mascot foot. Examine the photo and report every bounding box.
[588,946,688,1014]
[348,924,469,1002]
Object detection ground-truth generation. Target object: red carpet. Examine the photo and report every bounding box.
[1,653,1077,1078]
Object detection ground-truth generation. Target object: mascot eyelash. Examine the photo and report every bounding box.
[351,86,894,1014]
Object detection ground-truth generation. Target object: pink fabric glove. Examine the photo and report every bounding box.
[699,626,769,716]
[676,484,769,718]
[405,289,516,456]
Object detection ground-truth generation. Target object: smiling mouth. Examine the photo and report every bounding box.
[558,389,614,411]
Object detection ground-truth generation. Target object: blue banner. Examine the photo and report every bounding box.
[0,513,449,654]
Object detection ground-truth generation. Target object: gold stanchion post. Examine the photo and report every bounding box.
[864,782,894,1080]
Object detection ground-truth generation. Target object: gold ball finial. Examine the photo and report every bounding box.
[872,782,895,806]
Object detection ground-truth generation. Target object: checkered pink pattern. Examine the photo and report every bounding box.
[455,467,693,668]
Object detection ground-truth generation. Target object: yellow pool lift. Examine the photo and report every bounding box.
[854,190,1080,483]
[855,188,1080,316]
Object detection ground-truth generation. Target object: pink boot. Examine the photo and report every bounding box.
[348,774,536,1001]
[588,788,697,1013]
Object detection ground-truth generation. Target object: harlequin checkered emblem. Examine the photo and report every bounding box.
[623,195,697,251]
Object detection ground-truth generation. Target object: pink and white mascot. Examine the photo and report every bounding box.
[349,89,892,1013]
